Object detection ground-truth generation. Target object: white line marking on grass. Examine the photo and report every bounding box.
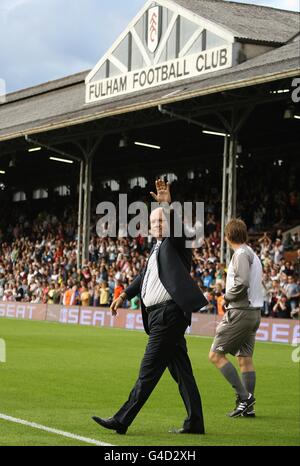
[0,413,113,446]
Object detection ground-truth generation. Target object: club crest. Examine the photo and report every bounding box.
[147,6,161,53]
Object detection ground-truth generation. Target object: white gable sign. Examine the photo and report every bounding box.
[86,0,235,104]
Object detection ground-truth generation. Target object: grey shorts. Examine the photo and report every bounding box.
[211,308,261,357]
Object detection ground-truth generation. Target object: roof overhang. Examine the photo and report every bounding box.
[0,59,298,143]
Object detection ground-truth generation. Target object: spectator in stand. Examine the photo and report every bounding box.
[262,272,272,317]
[258,232,272,258]
[283,233,294,251]
[93,285,100,307]
[273,239,284,265]
[281,261,295,277]
[206,213,217,237]
[53,283,61,304]
[71,285,81,306]
[215,263,225,288]
[113,279,124,301]
[269,279,281,308]
[284,276,300,312]
[63,287,73,306]
[203,270,213,289]
[261,250,272,269]
[130,295,140,310]
[272,295,291,319]
[0,180,299,320]
[47,283,56,304]
[81,287,90,307]
[100,282,110,307]
[31,293,40,304]
[3,289,15,302]
[16,279,26,302]
[206,291,217,314]
[270,268,280,282]
[82,266,91,283]
[216,291,225,316]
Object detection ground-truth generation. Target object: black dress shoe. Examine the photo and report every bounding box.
[169,427,205,434]
[92,416,127,435]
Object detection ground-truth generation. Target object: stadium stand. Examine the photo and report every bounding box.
[0,175,299,319]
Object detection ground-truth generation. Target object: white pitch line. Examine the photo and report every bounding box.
[0,413,113,447]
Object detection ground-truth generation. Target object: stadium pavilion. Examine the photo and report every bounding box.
[0,0,299,265]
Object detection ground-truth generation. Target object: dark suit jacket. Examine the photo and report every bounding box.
[124,207,208,334]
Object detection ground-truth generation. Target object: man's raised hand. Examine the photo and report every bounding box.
[150,179,171,204]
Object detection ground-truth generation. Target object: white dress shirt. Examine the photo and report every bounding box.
[141,241,172,307]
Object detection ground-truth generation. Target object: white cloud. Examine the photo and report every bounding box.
[0,0,32,14]
[0,0,144,92]
[280,0,299,8]
[0,0,298,93]
[230,0,299,9]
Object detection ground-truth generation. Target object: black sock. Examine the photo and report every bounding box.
[242,371,256,395]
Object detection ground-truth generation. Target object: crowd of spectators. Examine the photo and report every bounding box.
[0,198,299,319]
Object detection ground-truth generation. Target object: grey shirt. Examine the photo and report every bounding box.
[225,245,263,310]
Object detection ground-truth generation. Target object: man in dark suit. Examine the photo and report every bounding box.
[92,179,207,435]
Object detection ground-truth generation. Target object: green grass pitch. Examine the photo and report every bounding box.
[0,318,299,446]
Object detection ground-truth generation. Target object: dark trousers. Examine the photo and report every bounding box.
[114,302,205,431]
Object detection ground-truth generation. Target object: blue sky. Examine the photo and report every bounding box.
[0,0,299,93]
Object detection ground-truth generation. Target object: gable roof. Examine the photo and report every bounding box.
[87,0,300,84]
[0,1,299,143]
[86,0,235,85]
[0,37,299,143]
[171,0,300,44]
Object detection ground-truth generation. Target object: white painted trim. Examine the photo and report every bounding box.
[154,13,178,65]
[86,0,235,83]
[109,55,128,74]
[179,27,203,58]
[0,413,114,446]
[131,27,152,67]
[86,0,153,82]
